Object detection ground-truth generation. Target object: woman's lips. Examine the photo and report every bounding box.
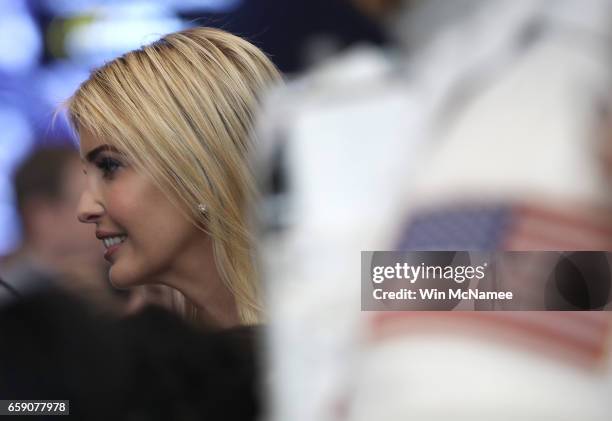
[104,240,123,262]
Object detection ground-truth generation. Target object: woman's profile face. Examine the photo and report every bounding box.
[77,129,205,288]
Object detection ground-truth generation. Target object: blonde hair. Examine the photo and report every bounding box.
[66,27,281,324]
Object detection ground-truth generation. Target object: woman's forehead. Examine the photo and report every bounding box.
[78,126,101,146]
[79,129,121,162]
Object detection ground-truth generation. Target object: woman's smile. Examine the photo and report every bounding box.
[96,231,128,262]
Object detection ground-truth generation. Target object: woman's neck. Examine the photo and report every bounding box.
[161,236,241,328]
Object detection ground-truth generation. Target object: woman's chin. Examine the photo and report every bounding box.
[108,266,144,289]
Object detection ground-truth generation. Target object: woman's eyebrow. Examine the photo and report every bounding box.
[83,144,119,163]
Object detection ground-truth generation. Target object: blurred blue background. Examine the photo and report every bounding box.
[0,0,387,256]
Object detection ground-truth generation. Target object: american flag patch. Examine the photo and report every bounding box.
[391,201,612,366]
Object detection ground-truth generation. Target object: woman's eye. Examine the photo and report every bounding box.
[96,157,122,178]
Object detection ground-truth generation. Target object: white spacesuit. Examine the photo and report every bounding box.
[255,1,612,420]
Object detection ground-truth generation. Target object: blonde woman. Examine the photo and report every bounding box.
[69,28,281,327]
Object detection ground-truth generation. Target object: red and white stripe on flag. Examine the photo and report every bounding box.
[367,311,612,369]
[503,203,612,251]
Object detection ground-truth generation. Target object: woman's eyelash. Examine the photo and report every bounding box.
[95,157,122,178]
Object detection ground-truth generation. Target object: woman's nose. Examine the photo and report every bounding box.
[77,188,104,223]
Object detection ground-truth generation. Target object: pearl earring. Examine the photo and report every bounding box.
[197,203,207,213]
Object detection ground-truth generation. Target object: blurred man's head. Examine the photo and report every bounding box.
[14,146,93,257]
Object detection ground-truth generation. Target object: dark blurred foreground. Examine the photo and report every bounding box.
[0,283,260,421]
